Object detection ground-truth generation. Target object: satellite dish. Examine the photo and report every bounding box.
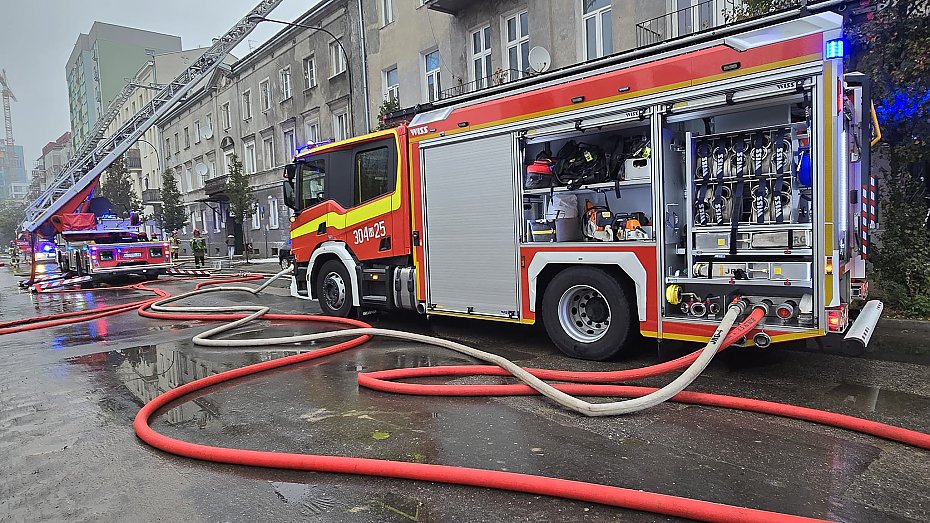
[202,126,214,139]
[528,46,551,73]
[195,163,210,179]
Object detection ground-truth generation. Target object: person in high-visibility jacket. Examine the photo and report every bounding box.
[190,229,206,268]
[168,230,180,261]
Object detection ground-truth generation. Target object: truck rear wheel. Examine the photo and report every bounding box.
[316,260,354,317]
[542,266,632,361]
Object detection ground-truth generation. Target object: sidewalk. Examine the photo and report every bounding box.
[174,255,284,275]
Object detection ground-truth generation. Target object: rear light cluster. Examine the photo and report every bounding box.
[827,304,849,333]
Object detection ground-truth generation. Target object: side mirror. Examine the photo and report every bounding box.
[283,178,297,210]
[283,163,297,181]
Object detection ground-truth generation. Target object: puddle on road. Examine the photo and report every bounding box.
[826,382,930,418]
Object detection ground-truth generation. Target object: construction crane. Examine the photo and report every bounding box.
[21,0,284,233]
[0,68,17,196]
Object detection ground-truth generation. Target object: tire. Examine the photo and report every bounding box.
[280,255,293,270]
[541,266,633,361]
[315,260,354,317]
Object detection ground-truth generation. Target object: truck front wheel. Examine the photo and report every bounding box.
[316,260,354,317]
[541,266,633,361]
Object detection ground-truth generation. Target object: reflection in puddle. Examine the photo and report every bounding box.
[270,481,341,516]
[828,382,929,418]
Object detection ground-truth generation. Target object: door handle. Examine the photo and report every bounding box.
[317,222,326,235]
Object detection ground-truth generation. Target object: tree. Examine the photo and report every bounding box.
[846,0,930,315]
[377,97,401,130]
[726,0,799,22]
[98,156,142,217]
[0,199,25,244]
[225,154,256,260]
[154,169,187,235]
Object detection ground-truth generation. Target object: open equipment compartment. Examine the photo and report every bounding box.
[661,96,818,328]
[520,118,655,244]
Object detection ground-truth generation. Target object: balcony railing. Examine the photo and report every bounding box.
[636,0,731,47]
[142,189,161,203]
[437,69,528,101]
[126,148,142,170]
[204,175,228,197]
[636,0,808,47]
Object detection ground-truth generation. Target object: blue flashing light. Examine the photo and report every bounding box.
[42,244,54,252]
[825,39,844,59]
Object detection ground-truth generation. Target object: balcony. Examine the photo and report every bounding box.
[142,188,161,203]
[204,175,228,197]
[424,0,469,15]
[437,68,526,101]
[636,0,744,47]
[126,148,142,170]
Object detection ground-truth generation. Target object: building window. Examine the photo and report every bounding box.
[199,210,207,232]
[221,102,231,130]
[205,113,213,136]
[244,141,256,174]
[259,78,271,111]
[333,110,350,141]
[303,56,316,89]
[330,40,347,77]
[283,129,296,159]
[213,208,222,232]
[165,137,171,158]
[262,136,275,170]
[304,119,320,144]
[503,10,529,79]
[280,67,292,100]
[209,158,217,180]
[668,0,723,38]
[383,66,399,104]
[251,207,261,230]
[224,150,234,175]
[185,166,194,191]
[583,0,613,60]
[194,120,202,143]
[174,132,180,154]
[424,50,441,102]
[382,0,395,25]
[268,198,280,229]
[184,127,191,149]
[470,25,492,87]
[242,90,252,120]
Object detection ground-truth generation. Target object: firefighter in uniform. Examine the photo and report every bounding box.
[168,230,180,261]
[190,229,206,268]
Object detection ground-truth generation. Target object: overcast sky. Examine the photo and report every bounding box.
[0,0,317,166]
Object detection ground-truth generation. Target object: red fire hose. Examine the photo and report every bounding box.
[3,276,928,522]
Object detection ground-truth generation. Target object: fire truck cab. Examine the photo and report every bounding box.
[283,10,882,360]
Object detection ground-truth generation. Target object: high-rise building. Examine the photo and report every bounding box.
[0,144,26,199]
[66,22,181,149]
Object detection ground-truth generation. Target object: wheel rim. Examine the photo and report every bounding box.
[322,271,347,310]
[558,284,611,343]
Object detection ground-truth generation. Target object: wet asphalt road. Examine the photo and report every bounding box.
[1,264,929,522]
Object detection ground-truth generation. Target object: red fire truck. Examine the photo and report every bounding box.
[52,211,172,281]
[282,9,882,360]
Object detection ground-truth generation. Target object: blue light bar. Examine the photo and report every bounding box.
[825,38,844,59]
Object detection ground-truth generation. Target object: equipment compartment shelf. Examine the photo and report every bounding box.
[523,179,651,195]
[665,276,813,288]
[691,249,813,256]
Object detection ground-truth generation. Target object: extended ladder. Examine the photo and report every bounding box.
[21,0,284,233]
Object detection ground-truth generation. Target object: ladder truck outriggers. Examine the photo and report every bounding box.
[282,5,883,360]
[17,0,285,285]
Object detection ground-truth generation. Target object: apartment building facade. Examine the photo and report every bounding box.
[67,22,182,149]
[155,0,732,258]
[157,0,366,257]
